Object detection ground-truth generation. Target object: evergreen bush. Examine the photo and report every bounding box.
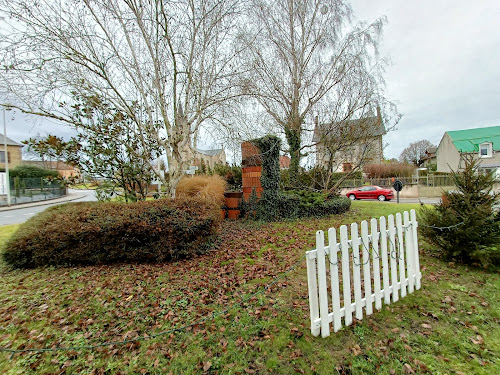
[419,154,500,268]
[278,190,351,219]
[2,198,220,268]
[213,164,242,191]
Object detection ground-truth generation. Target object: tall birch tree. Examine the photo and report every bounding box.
[240,0,395,183]
[0,0,242,196]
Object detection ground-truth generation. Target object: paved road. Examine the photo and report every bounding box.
[0,189,97,226]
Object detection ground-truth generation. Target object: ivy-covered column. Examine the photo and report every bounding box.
[251,135,281,221]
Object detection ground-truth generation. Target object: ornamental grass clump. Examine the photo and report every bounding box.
[176,175,226,206]
[2,198,220,269]
[420,154,500,268]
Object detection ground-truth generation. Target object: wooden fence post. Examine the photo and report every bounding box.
[306,250,320,337]
[340,225,352,326]
[316,230,330,337]
[328,228,342,332]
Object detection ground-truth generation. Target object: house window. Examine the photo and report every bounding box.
[0,151,9,163]
[479,142,492,158]
[342,163,353,173]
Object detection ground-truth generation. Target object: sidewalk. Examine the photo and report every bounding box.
[387,197,441,205]
[0,191,87,212]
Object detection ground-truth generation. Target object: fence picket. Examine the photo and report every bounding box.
[396,213,407,298]
[351,223,363,320]
[411,210,422,290]
[306,250,320,337]
[307,211,421,336]
[361,221,373,315]
[388,215,399,302]
[370,218,382,310]
[379,216,391,306]
[404,211,415,294]
[340,225,353,326]
[328,228,342,332]
[316,231,330,338]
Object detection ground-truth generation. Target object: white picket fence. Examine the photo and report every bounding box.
[306,210,422,337]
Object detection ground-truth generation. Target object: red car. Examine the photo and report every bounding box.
[346,185,394,201]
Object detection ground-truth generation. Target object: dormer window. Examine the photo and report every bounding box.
[479,142,492,158]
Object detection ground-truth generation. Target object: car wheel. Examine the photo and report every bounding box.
[349,194,356,200]
[377,195,386,201]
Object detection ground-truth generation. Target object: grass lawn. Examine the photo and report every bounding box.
[0,201,498,374]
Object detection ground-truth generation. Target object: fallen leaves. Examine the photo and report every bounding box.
[403,363,415,374]
[350,344,362,356]
[469,335,484,345]
[202,361,211,372]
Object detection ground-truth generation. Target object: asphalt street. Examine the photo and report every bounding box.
[0,189,97,226]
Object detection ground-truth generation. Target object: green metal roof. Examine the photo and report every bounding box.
[447,126,500,152]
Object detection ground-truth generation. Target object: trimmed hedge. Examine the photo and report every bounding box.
[274,191,351,219]
[242,190,351,221]
[2,198,221,268]
[10,165,59,179]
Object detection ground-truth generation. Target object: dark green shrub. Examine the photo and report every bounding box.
[248,190,350,221]
[279,190,351,219]
[213,164,242,191]
[2,198,221,268]
[420,154,500,268]
[10,165,59,179]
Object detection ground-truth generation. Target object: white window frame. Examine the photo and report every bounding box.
[479,142,493,158]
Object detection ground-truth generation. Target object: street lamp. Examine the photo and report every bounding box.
[2,107,11,206]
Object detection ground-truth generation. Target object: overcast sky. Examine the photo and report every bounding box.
[351,0,500,158]
[3,0,500,160]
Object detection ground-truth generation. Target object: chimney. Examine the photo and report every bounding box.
[376,106,382,122]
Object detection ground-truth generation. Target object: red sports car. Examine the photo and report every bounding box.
[346,185,394,201]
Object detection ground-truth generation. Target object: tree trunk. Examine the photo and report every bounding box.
[285,125,301,186]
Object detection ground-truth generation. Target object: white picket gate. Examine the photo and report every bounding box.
[306,210,422,337]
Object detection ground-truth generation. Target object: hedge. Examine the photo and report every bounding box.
[275,191,351,219]
[243,190,351,221]
[2,198,221,268]
[10,165,59,179]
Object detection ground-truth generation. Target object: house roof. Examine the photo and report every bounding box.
[447,126,500,152]
[0,133,23,147]
[313,115,386,143]
[196,148,223,156]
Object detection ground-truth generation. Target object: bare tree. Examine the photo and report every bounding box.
[239,0,398,183]
[0,0,242,196]
[399,139,435,166]
[313,112,387,192]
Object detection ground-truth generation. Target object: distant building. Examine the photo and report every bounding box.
[423,146,438,169]
[436,126,500,179]
[191,148,226,169]
[0,133,23,170]
[313,108,386,172]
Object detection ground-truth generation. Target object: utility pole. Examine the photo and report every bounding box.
[3,108,11,206]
